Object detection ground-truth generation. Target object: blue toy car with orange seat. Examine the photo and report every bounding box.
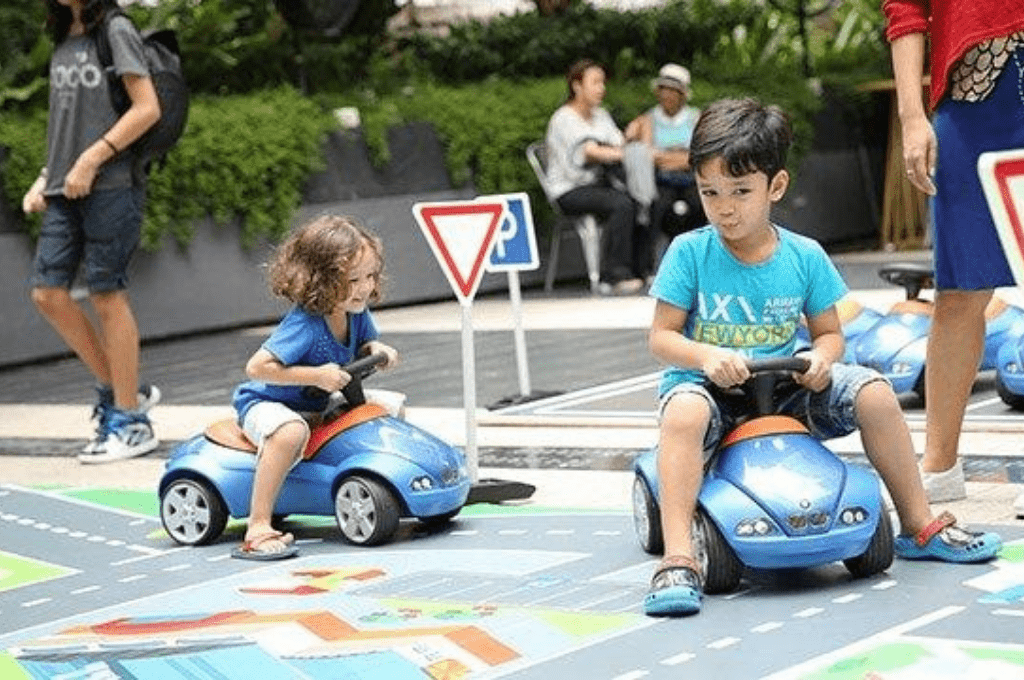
[848,263,1024,401]
[158,353,471,547]
[632,357,893,594]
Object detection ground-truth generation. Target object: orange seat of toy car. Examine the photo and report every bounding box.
[721,415,809,447]
[204,403,390,461]
[889,298,933,316]
[204,420,257,453]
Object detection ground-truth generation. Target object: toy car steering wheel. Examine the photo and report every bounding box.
[710,356,811,417]
[745,357,811,416]
[316,352,389,416]
[878,262,934,301]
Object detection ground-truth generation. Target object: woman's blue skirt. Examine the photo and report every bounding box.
[932,44,1024,290]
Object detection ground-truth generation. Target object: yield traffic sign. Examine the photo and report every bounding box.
[979,149,1024,285]
[413,200,507,304]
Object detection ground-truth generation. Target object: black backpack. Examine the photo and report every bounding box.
[93,10,189,164]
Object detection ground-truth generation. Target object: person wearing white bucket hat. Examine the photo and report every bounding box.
[626,63,706,271]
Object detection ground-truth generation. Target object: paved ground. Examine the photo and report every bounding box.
[3,250,1024,679]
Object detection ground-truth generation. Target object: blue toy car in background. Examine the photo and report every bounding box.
[794,297,883,363]
[996,335,1024,410]
[632,358,893,594]
[158,353,471,547]
[848,263,1024,401]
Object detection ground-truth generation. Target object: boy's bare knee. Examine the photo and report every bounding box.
[267,420,309,460]
[855,379,899,419]
[661,395,710,439]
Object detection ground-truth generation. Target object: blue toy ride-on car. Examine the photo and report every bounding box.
[996,334,1024,410]
[632,357,893,594]
[159,353,471,548]
[850,263,1024,401]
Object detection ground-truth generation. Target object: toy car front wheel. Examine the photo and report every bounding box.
[160,478,228,546]
[335,475,401,546]
[632,474,664,555]
[844,508,894,578]
[693,507,742,594]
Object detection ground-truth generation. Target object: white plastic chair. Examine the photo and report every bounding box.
[526,141,602,293]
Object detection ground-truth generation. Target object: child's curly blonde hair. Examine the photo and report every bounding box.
[267,214,384,315]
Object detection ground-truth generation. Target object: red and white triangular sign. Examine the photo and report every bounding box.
[979,149,1024,285]
[413,200,507,304]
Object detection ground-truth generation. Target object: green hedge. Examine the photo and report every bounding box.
[1,87,335,250]
[2,72,820,250]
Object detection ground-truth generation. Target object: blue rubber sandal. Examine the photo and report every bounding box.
[894,511,1002,563]
[644,555,703,617]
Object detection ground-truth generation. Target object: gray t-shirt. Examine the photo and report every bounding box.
[43,15,148,196]
[544,104,625,199]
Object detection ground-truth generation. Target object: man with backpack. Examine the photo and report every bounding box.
[20,0,178,462]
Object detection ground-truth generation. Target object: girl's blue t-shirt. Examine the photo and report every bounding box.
[233,306,379,419]
[649,225,847,396]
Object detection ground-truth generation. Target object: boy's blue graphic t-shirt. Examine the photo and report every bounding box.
[233,306,379,419]
[649,225,847,397]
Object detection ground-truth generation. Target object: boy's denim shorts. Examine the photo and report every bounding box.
[658,363,887,460]
[31,186,144,293]
[240,401,311,467]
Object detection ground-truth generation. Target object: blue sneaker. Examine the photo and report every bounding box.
[84,384,161,454]
[79,408,159,464]
[894,511,1002,563]
[644,555,703,616]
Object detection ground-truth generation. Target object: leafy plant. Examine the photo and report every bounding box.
[0,87,334,249]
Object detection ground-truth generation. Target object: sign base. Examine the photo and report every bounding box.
[466,478,537,505]
[486,390,563,410]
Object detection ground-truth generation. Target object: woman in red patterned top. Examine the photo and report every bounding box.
[884,0,1024,506]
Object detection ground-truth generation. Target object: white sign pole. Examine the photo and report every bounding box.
[460,301,479,482]
[507,270,531,397]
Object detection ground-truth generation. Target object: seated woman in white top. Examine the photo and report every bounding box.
[544,58,644,295]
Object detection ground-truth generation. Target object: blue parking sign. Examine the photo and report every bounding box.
[483,193,539,272]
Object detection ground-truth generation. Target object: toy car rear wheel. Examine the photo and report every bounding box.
[694,507,742,594]
[913,371,927,403]
[160,478,228,546]
[632,474,664,555]
[843,508,894,578]
[996,372,1024,410]
[335,475,400,546]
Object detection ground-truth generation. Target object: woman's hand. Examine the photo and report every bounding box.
[901,113,937,196]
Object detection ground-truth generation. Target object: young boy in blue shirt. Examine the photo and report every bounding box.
[645,98,1002,617]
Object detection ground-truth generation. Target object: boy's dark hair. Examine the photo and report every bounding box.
[565,58,602,101]
[268,214,384,316]
[689,98,793,181]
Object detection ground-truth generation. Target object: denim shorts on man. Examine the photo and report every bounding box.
[658,362,887,459]
[31,186,144,293]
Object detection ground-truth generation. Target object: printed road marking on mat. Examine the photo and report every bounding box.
[0,552,75,594]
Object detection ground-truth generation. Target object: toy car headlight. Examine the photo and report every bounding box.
[410,476,434,491]
[1005,362,1021,374]
[736,518,777,536]
[890,361,914,375]
[839,507,869,525]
